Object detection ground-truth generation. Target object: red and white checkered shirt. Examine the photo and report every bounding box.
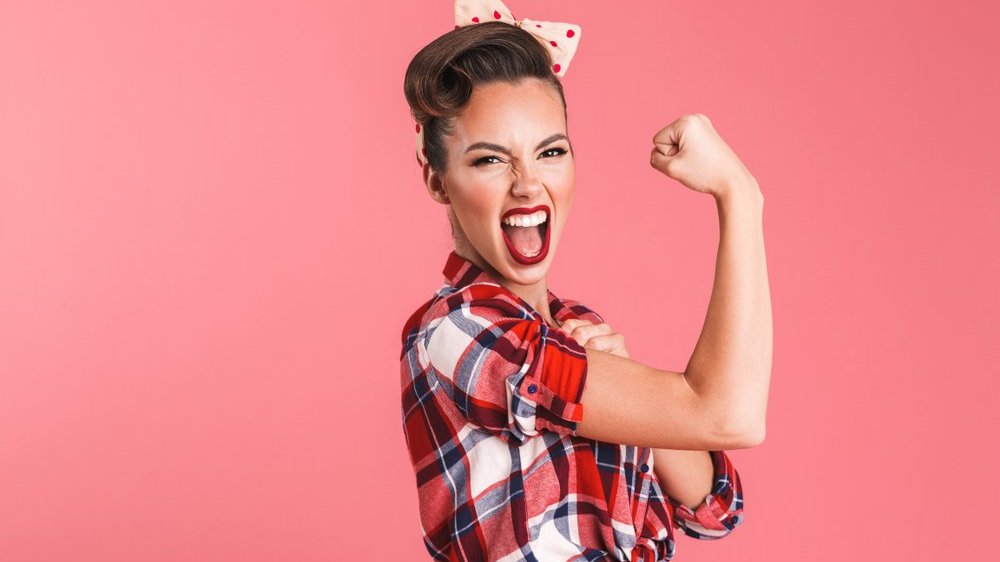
[400,250,744,561]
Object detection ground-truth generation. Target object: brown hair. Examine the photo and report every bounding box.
[403,21,568,172]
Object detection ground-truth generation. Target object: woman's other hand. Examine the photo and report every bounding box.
[649,113,759,199]
[559,318,630,359]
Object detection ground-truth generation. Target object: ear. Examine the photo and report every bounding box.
[423,165,450,205]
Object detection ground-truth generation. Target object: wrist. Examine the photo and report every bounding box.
[714,178,763,208]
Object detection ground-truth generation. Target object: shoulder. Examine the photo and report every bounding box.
[426,283,537,340]
[400,282,533,352]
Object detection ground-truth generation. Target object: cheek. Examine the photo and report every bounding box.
[542,159,574,186]
[545,169,575,201]
[451,187,500,231]
[466,191,498,218]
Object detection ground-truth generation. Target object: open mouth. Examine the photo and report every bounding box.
[500,205,551,265]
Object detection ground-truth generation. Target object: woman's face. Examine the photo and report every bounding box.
[428,77,575,288]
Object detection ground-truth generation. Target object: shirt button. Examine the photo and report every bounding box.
[640,463,649,473]
[527,383,537,394]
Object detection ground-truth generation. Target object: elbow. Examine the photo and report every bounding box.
[737,421,766,447]
[686,371,769,449]
[702,392,767,449]
[710,415,766,449]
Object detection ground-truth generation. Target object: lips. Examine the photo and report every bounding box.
[500,204,551,265]
[501,204,550,222]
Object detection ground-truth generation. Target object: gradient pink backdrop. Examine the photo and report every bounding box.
[2,0,997,560]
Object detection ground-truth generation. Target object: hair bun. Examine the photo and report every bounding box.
[403,21,566,171]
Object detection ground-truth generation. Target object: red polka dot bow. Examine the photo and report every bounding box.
[415,0,582,167]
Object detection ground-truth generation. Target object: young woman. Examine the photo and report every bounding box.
[399,4,772,561]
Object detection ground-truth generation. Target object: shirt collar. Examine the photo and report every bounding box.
[441,250,581,324]
[442,249,496,290]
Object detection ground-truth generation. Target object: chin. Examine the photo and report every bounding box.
[495,239,557,284]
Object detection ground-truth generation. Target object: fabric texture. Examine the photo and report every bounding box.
[400,250,744,561]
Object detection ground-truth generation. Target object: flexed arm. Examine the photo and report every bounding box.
[650,113,772,441]
[558,317,744,538]
[686,186,770,440]
[569,113,771,451]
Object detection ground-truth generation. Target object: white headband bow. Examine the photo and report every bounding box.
[415,0,582,167]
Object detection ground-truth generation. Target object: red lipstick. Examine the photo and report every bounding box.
[500,204,551,266]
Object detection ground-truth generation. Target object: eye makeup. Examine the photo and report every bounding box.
[472,146,568,167]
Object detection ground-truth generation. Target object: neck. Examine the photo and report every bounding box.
[448,214,559,326]
[498,276,552,325]
[453,241,555,327]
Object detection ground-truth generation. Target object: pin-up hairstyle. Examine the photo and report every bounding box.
[403,21,568,172]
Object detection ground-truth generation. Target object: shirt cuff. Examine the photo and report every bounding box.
[670,450,744,538]
[513,322,588,437]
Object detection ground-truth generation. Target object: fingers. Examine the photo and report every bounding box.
[651,140,680,158]
[650,113,716,178]
[650,112,748,195]
[557,319,630,358]
[559,320,611,347]
[652,118,683,150]
[650,131,681,178]
[558,318,588,332]
[650,146,681,179]
[584,333,628,355]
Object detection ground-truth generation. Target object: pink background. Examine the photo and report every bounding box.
[2,0,997,560]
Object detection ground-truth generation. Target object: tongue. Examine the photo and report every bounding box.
[506,225,542,256]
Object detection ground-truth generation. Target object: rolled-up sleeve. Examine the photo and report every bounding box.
[423,284,589,444]
[668,450,744,539]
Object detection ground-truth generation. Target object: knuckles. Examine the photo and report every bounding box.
[686,112,710,124]
[651,112,715,145]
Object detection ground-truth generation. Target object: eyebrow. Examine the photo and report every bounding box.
[464,133,569,155]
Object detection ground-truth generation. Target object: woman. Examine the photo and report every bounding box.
[399,4,772,561]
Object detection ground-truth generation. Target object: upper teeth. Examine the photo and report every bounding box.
[502,210,548,227]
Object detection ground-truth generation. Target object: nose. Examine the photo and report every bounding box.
[509,161,544,200]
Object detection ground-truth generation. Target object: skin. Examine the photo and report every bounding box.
[559,317,714,508]
[568,116,768,508]
[421,84,770,509]
[422,78,573,328]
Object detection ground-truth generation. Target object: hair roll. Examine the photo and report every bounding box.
[403,21,568,172]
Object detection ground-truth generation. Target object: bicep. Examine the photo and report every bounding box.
[574,348,744,450]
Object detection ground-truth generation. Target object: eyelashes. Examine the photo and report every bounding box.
[473,147,568,167]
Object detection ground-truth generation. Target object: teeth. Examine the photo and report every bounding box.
[502,210,548,227]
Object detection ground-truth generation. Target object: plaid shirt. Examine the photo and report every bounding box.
[400,250,744,561]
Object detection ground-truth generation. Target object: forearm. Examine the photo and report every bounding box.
[684,182,772,440]
[651,447,713,509]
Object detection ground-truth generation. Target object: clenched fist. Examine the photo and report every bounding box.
[558,318,630,359]
[650,113,758,199]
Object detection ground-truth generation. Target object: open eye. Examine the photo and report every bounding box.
[474,155,503,167]
[473,147,567,167]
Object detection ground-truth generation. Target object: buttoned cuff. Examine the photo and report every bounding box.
[670,450,744,538]
[510,322,588,439]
